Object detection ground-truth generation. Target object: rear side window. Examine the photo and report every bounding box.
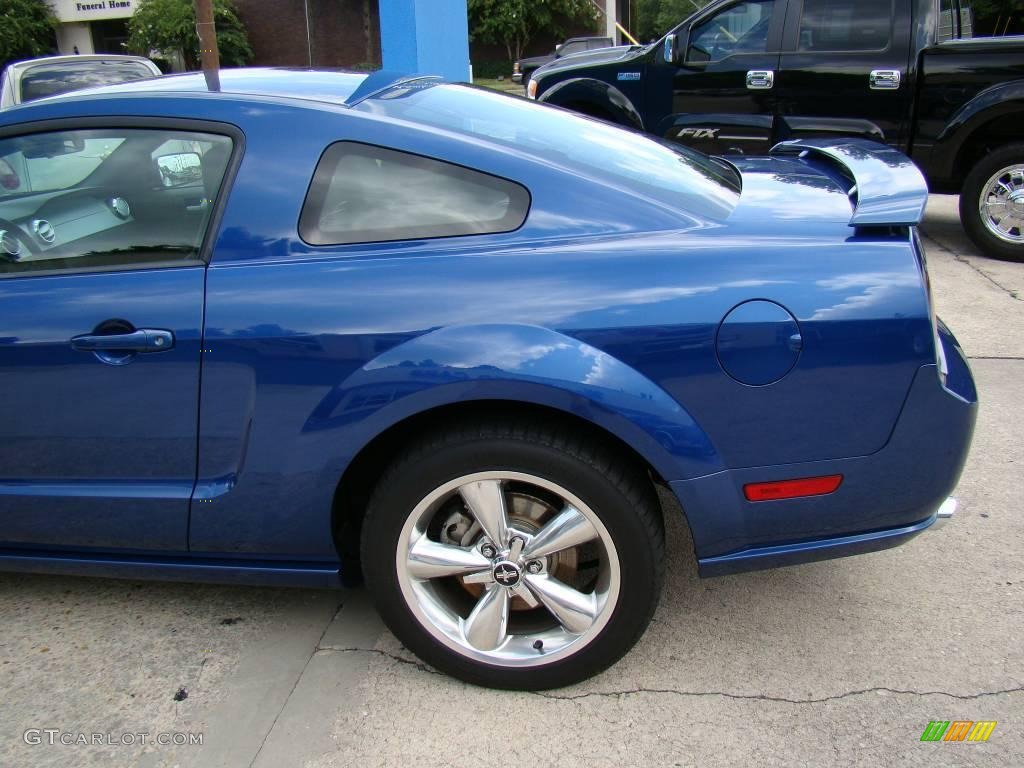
[299,142,530,246]
[798,0,891,51]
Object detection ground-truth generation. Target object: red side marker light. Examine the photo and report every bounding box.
[743,474,843,502]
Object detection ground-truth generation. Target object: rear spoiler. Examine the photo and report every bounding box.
[770,138,928,227]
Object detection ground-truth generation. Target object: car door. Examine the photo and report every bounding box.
[775,0,914,146]
[0,123,234,552]
[657,0,786,155]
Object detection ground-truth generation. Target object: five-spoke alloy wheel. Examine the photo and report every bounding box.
[362,421,664,689]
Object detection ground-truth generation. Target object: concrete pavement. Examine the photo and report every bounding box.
[0,195,1020,767]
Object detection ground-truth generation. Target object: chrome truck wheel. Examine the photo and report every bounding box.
[361,421,664,690]
[961,144,1024,262]
[979,164,1024,244]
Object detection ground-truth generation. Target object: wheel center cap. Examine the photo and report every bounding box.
[492,560,522,588]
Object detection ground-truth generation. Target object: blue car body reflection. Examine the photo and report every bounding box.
[0,70,976,583]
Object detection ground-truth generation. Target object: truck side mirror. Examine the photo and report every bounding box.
[663,34,677,64]
[555,44,563,57]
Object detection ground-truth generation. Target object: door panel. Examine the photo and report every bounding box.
[661,0,784,155]
[776,0,913,147]
[0,268,204,550]
[0,124,234,552]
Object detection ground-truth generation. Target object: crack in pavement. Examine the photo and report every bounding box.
[922,233,1021,301]
[315,647,1024,706]
[970,355,1024,360]
[316,645,443,677]
[532,684,1024,705]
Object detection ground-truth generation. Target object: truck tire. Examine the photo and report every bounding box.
[960,143,1024,262]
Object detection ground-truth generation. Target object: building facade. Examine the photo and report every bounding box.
[50,0,137,56]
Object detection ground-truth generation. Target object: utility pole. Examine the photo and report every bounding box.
[195,0,221,89]
[605,0,618,44]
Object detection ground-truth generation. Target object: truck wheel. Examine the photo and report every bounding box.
[360,419,665,690]
[960,143,1024,262]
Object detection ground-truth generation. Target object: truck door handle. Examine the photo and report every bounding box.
[71,329,174,353]
[869,69,901,90]
[746,70,774,90]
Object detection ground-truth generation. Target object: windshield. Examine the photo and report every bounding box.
[19,61,155,103]
[356,83,741,221]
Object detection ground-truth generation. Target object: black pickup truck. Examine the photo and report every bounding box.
[512,36,614,84]
[527,0,1024,261]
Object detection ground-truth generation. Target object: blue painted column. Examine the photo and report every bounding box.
[379,0,471,82]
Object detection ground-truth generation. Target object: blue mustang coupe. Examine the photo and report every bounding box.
[0,69,976,689]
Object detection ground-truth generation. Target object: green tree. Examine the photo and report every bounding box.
[127,0,253,70]
[969,0,1024,35]
[468,0,599,62]
[0,0,57,69]
[635,0,710,42]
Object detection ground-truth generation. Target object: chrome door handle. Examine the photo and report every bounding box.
[746,70,774,90]
[72,329,174,353]
[869,69,901,90]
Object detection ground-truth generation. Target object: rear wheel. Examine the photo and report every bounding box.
[361,421,664,690]
[960,143,1024,262]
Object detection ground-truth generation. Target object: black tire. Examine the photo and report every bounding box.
[960,143,1024,262]
[361,419,664,690]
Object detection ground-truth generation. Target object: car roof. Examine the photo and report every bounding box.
[56,67,440,108]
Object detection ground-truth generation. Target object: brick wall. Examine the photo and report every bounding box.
[232,0,626,73]
[234,0,380,68]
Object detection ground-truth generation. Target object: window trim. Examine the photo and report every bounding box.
[298,141,531,247]
[0,116,244,279]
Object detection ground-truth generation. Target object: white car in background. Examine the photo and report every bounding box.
[1,54,161,109]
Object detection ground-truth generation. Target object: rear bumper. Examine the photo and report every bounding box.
[696,501,953,577]
[673,321,977,577]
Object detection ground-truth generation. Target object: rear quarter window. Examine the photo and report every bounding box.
[299,142,531,246]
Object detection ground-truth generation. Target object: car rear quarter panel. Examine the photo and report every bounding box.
[193,224,932,559]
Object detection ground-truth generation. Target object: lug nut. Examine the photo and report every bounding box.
[480,542,497,559]
[509,536,525,558]
[526,560,543,574]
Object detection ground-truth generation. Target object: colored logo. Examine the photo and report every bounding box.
[492,561,521,588]
[920,721,997,742]
[617,72,641,81]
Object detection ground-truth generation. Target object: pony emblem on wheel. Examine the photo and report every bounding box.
[492,562,522,588]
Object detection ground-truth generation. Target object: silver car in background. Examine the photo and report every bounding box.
[1,55,161,108]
